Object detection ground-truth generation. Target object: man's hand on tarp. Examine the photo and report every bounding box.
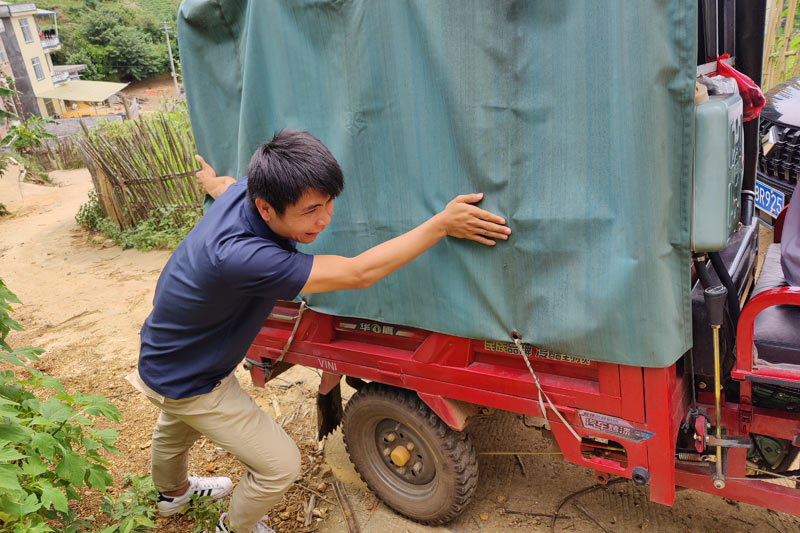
[300,193,510,294]
[195,155,235,199]
[439,193,510,246]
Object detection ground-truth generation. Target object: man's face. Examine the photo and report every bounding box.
[255,189,334,244]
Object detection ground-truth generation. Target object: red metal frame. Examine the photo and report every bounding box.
[732,286,800,384]
[245,298,800,518]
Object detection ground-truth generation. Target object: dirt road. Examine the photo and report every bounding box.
[2,168,799,532]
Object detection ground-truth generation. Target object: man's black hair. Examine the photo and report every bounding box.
[247,129,344,215]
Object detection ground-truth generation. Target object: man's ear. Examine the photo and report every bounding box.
[254,198,274,222]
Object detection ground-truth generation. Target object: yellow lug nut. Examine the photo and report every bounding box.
[391,445,411,467]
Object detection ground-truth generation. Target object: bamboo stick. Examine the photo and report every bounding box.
[777,0,797,87]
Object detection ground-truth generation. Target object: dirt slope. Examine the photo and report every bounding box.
[1,167,799,533]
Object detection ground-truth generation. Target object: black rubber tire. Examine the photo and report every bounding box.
[341,383,479,525]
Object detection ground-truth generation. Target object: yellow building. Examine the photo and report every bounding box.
[0,2,126,120]
[0,2,65,118]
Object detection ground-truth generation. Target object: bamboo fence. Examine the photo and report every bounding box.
[763,0,800,91]
[29,137,83,172]
[76,114,202,230]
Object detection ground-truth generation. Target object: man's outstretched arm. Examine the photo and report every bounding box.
[195,155,235,199]
[301,193,510,294]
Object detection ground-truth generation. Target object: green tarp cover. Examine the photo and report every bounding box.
[177,0,696,368]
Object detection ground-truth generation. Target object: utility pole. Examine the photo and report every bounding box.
[162,22,180,97]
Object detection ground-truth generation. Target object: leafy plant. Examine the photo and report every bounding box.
[76,193,201,251]
[109,206,201,251]
[89,101,191,141]
[0,85,19,123]
[0,278,121,532]
[184,494,227,533]
[1,117,56,157]
[75,191,106,231]
[97,474,158,533]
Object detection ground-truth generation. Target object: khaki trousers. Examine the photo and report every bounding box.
[127,370,301,533]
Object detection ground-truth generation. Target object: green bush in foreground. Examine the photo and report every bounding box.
[0,282,228,531]
[75,192,201,251]
[97,474,158,533]
[0,278,120,532]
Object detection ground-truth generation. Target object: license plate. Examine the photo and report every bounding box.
[755,180,785,218]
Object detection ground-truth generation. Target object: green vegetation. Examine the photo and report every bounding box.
[15,0,181,82]
[96,474,158,533]
[0,85,19,123]
[75,105,203,249]
[184,495,227,533]
[1,117,55,157]
[764,1,800,90]
[76,191,201,251]
[0,278,228,533]
[0,115,57,185]
[0,278,120,531]
[87,102,191,141]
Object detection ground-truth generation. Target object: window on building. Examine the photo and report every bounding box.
[31,57,44,81]
[19,18,33,43]
[44,98,56,117]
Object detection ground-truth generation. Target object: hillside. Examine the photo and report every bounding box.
[8,0,182,81]
[10,0,181,23]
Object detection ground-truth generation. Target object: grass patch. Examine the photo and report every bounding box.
[76,191,200,251]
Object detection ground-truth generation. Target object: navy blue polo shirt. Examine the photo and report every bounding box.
[138,178,313,399]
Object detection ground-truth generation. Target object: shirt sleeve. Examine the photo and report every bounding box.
[217,238,314,300]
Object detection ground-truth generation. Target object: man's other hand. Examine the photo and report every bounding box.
[439,193,510,246]
[195,155,235,200]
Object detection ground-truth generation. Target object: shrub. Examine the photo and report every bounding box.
[1,117,56,156]
[0,278,121,532]
[107,206,201,251]
[97,474,158,533]
[75,191,105,231]
[76,192,201,251]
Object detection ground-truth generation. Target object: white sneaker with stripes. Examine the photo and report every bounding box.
[215,512,275,533]
[156,475,233,517]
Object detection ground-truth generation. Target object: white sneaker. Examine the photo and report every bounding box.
[156,475,233,516]
[215,512,276,533]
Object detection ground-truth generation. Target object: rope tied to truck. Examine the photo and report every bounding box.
[275,300,308,365]
[512,335,581,442]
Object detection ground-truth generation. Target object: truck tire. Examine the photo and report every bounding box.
[341,383,478,525]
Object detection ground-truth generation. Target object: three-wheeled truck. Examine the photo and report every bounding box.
[177,0,800,525]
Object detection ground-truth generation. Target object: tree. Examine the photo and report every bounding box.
[64,48,109,82]
[105,26,162,81]
[59,3,169,81]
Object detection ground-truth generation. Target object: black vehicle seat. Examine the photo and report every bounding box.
[752,244,800,365]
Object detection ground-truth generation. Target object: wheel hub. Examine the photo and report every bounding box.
[375,419,435,485]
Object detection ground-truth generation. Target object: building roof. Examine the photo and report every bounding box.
[53,64,88,73]
[35,80,128,103]
[0,3,37,17]
[0,3,56,17]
